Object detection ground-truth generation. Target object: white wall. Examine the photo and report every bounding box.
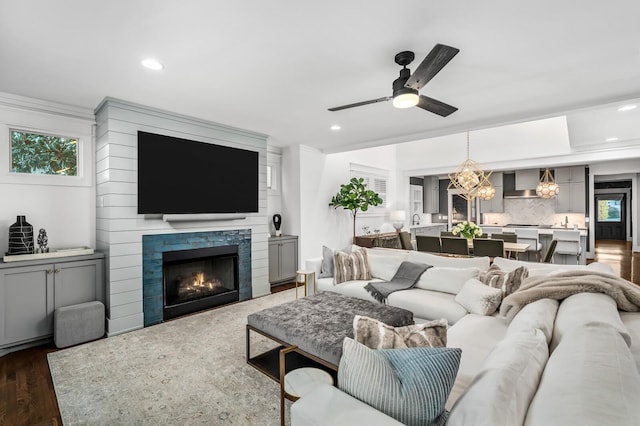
[0,92,95,253]
[293,144,398,265]
[266,145,283,235]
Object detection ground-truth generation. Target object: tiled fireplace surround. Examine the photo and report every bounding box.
[142,230,252,326]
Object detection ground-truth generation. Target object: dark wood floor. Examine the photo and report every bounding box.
[1,244,638,425]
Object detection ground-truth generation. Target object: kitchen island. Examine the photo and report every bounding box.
[480,224,588,264]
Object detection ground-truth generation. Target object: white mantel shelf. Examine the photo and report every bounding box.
[162,214,247,222]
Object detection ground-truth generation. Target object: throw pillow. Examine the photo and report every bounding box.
[454,278,503,315]
[479,264,529,296]
[334,248,372,284]
[447,329,549,426]
[353,315,448,349]
[319,244,360,279]
[338,337,461,426]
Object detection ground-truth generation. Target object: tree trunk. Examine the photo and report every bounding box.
[352,211,357,243]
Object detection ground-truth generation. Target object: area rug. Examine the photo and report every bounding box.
[48,289,297,425]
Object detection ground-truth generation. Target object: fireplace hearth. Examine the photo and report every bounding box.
[162,245,239,320]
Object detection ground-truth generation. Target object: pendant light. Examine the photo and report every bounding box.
[448,132,492,201]
[536,168,560,199]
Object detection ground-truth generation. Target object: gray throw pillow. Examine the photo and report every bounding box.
[338,337,461,426]
[319,245,335,278]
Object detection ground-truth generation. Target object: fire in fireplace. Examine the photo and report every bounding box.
[162,245,239,320]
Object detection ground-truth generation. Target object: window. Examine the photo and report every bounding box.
[10,129,78,176]
[597,199,622,222]
[350,163,389,214]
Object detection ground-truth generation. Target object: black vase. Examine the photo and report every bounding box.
[8,215,34,255]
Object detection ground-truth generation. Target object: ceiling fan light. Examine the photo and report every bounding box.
[392,89,419,109]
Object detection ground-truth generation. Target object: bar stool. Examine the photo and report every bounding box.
[515,228,543,262]
[553,230,582,264]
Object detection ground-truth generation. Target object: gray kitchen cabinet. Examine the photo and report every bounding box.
[410,184,424,216]
[268,235,298,285]
[0,253,104,352]
[555,166,586,213]
[515,169,540,190]
[423,176,439,214]
[480,172,504,213]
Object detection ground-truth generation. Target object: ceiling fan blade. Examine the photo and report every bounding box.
[405,44,460,91]
[417,95,458,117]
[328,96,391,111]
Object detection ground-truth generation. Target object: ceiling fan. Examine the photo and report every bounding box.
[328,44,460,117]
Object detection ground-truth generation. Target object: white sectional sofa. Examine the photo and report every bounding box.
[292,247,640,425]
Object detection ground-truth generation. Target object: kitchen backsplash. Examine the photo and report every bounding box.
[483,198,586,228]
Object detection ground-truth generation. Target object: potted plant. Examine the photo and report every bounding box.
[452,221,483,240]
[329,177,383,239]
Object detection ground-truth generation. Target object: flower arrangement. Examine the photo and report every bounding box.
[452,221,482,239]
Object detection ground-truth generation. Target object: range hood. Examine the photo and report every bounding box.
[502,172,539,199]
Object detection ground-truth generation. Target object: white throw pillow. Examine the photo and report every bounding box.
[415,267,480,294]
[447,329,549,426]
[455,278,503,315]
[367,251,409,281]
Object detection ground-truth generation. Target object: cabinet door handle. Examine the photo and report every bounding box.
[54,268,61,273]
[47,269,53,274]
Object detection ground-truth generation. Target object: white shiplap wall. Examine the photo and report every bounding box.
[94,98,269,336]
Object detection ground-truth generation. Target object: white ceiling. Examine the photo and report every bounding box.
[2,1,640,153]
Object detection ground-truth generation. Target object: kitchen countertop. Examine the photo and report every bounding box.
[409,224,447,229]
[480,224,588,236]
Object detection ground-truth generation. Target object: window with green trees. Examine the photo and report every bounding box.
[597,199,621,222]
[10,129,78,176]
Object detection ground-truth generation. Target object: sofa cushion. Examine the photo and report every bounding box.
[367,250,409,281]
[454,278,502,315]
[319,244,360,278]
[447,329,548,426]
[318,278,384,303]
[291,383,404,426]
[334,248,372,284]
[338,337,461,426]
[406,250,491,270]
[506,298,559,344]
[479,264,528,296]
[492,257,615,275]
[388,289,468,324]
[620,312,640,372]
[415,267,480,294]
[550,292,631,353]
[526,323,640,426]
[354,315,447,349]
[445,314,509,410]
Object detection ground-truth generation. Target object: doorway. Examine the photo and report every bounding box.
[595,194,626,240]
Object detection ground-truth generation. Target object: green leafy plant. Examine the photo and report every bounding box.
[11,130,78,176]
[329,177,383,238]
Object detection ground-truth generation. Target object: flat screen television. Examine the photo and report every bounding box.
[137,131,259,214]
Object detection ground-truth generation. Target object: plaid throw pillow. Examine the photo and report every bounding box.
[334,248,372,284]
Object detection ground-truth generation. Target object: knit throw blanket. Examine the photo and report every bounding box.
[500,270,640,321]
[365,261,431,303]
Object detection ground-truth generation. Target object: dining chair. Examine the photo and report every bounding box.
[441,237,469,256]
[440,231,456,237]
[416,235,441,253]
[490,233,517,243]
[515,228,543,262]
[398,231,413,250]
[472,238,505,258]
[542,239,558,263]
[553,230,582,264]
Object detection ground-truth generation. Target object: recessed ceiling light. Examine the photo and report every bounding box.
[606,137,619,142]
[141,58,164,70]
[330,125,341,131]
[617,104,637,112]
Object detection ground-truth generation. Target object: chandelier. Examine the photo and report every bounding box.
[448,132,493,201]
[536,168,560,199]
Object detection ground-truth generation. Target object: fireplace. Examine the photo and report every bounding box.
[162,245,239,320]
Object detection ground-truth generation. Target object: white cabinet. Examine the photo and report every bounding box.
[410,184,424,216]
[268,235,298,285]
[423,177,439,214]
[480,172,504,213]
[515,169,540,189]
[555,166,586,213]
[0,254,104,352]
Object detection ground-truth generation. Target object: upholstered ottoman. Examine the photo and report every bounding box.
[54,301,105,348]
[247,291,413,370]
